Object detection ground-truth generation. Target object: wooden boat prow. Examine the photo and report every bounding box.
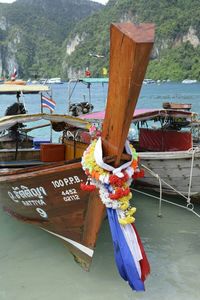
[102,23,154,165]
[0,23,154,271]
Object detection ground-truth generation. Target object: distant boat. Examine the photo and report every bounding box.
[39,78,48,84]
[67,77,109,116]
[4,79,26,85]
[39,78,63,84]
[46,77,63,84]
[143,78,156,84]
[182,79,197,84]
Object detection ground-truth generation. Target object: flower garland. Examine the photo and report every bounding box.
[81,138,144,225]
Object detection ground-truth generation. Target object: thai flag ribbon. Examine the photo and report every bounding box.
[41,95,56,112]
[107,208,150,291]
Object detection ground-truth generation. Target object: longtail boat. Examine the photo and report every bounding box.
[0,23,155,284]
[82,106,200,201]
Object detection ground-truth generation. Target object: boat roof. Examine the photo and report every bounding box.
[81,108,197,122]
[0,113,90,131]
[70,77,109,84]
[0,84,50,95]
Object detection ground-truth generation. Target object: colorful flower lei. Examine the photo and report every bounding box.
[81,138,144,225]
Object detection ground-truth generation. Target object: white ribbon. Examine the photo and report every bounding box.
[117,210,143,278]
[94,137,133,178]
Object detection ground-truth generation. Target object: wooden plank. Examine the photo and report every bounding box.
[82,190,105,248]
[101,23,155,166]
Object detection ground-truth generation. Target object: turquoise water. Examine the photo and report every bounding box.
[1,82,200,139]
[1,191,200,300]
[0,82,200,299]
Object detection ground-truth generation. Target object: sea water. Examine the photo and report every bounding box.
[0,82,200,299]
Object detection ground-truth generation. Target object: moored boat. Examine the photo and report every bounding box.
[129,106,200,200]
[82,104,200,201]
[67,77,108,116]
[0,84,100,270]
[4,79,26,85]
[0,23,155,286]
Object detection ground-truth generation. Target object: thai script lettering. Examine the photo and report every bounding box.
[8,185,47,203]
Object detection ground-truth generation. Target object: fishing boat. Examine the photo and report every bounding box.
[130,104,200,201]
[0,22,155,283]
[82,103,200,201]
[0,84,98,270]
[67,77,108,116]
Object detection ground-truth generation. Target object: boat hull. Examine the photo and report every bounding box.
[136,149,200,200]
[0,161,105,270]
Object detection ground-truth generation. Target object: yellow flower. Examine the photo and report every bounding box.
[126,207,136,216]
[120,202,129,211]
[119,215,135,225]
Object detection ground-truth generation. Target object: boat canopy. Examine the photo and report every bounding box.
[0,84,50,95]
[81,108,196,123]
[0,113,90,131]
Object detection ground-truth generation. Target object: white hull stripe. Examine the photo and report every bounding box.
[41,228,94,257]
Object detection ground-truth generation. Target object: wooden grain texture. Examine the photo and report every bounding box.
[101,23,155,166]
[82,190,105,248]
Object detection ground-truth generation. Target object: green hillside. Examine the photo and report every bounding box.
[0,0,103,79]
[64,0,200,81]
[1,0,200,81]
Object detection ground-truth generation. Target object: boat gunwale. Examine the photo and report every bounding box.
[0,158,82,180]
[139,149,200,160]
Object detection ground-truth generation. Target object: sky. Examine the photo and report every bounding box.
[0,0,109,4]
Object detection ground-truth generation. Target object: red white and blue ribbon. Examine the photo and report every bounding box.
[107,208,150,291]
[81,137,150,291]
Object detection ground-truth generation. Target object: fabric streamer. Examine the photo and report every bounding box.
[132,223,150,282]
[107,208,145,291]
[81,137,150,291]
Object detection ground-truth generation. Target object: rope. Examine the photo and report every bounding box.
[131,187,200,218]
[187,147,200,202]
[132,148,200,218]
[141,163,189,201]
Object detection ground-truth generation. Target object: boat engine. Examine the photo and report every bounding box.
[69,102,94,117]
[5,102,26,116]
[0,102,32,150]
[4,102,26,133]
